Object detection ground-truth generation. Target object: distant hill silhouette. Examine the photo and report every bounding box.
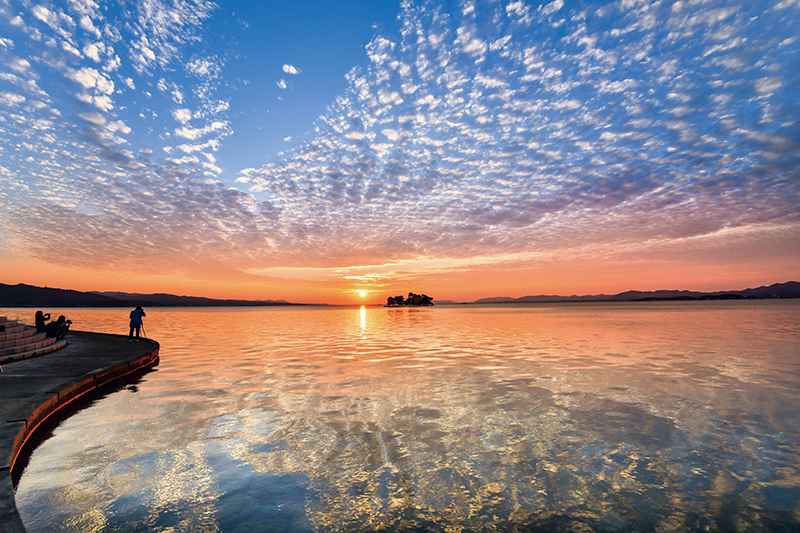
[470,281,800,304]
[0,283,297,307]
[2,281,797,308]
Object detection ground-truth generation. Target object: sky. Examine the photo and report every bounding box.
[1,0,798,305]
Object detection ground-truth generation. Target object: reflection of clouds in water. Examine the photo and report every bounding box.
[147,444,221,531]
[15,393,225,532]
[13,304,800,532]
[200,372,798,532]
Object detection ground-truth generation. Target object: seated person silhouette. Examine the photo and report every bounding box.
[53,315,72,339]
[35,310,51,333]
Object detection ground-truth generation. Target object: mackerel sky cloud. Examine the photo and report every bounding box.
[0,0,798,302]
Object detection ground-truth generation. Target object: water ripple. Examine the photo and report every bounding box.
[6,302,800,532]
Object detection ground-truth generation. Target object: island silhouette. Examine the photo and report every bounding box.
[385,292,435,307]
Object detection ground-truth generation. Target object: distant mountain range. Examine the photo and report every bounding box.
[0,283,296,307]
[1,281,798,308]
[469,281,800,304]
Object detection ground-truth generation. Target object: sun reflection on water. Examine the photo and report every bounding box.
[360,306,366,336]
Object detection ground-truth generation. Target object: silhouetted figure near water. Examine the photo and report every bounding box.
[36,310,71,338]
[35,310,50,332]
[53,315,72,339]
[128,306,146,342]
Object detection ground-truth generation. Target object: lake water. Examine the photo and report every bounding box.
[4,301,800,532]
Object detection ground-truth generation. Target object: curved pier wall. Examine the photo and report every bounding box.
[0,331,159,533]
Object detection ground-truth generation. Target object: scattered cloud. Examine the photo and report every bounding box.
[282,64,301,75]
[187,57,221,78]
[69,66,115,94]
[1,0,798,289]
[175,121,229,140]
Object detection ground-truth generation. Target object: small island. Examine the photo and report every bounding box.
[386,292,434,307]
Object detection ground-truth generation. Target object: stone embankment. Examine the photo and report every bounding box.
[0,317,159,533]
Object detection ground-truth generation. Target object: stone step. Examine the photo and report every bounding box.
[0,330,47,350]
[0,337,68,365]
[0,325,39,343]
[0,324,26,337]
[0,332,56,357]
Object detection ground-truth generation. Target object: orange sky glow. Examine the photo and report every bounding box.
[3,221,797,305]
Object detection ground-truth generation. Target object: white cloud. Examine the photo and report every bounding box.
[177,139,219,153]
[0,92,26,106]
[381,129,400,141]
[598,79,637,93]
[367,37,395,65]
[127,0,217,73]
[83,42,103,61]
[78,15,101,38]
[754,77,782,94]
[175,121,228,140]
[157,79,184,104]
[553,99,581,110]
[187,57,221,78]
[69,67,114,94]
[541,0,564,16]
[506,1,532,24]
[201,161,222,174]
[166,155,200,165]
[92,95,113,111]
[282,64,301,75]
[107,120,131,135]
[31,6,58,27]
[475,74,509,89]
[455,27,487,57]
[61,41,81,57]
[378,89,403,105]
[172,108,193,123]
[78,111,106,125]
[9,58,32,74]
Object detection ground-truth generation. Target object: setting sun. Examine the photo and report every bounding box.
[359,291,367,298]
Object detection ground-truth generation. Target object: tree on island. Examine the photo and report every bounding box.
[386,292,434,306]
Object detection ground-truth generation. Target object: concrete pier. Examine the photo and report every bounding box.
[0,331,159,533]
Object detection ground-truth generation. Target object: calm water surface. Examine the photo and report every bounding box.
[4,302,800,532]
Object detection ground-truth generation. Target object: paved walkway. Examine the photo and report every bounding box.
[0,331,159,533]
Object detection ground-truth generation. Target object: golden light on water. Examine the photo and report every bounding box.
[11,303,800,532]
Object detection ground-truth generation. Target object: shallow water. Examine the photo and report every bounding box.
[5,301,800,532]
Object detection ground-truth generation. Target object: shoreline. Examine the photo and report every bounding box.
[0,330,159,533]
